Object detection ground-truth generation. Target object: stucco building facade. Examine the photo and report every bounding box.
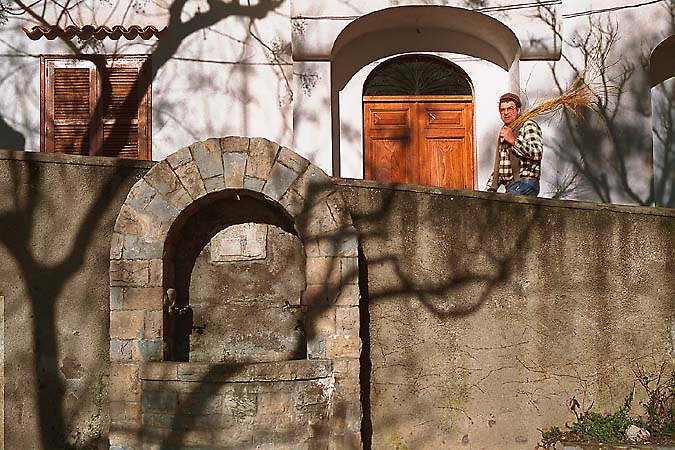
[1,0,674,206]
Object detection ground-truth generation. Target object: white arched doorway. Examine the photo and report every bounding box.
[329,5,521,185]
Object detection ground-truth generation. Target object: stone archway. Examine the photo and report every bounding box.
[109,137,362,449]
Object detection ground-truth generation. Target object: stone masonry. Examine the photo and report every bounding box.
[109,137,361,449]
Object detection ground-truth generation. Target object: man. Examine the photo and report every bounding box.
[485,93,543,196]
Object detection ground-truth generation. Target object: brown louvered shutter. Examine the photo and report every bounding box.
[41,55,151,160]
[42,57,98,155]
[100,57,151,159]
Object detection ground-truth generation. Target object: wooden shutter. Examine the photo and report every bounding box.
[101,57,151,159]
[42,57,98,155]
[41,55,151,160]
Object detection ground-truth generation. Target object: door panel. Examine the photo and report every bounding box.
[364,99,474,189]
[418,102,474,189]
[364,103,414,183]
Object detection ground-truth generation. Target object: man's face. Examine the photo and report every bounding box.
[499,101,520,125]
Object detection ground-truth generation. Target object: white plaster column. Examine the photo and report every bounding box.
[292,61,334,175]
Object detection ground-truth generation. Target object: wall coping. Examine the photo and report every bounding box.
[335,178,675,219]
[140,360,333,383]
[0,148,156,170]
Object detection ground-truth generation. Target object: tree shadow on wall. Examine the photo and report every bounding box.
[2,1,285,449]
[0,114,25,151]
[536,2,675,207]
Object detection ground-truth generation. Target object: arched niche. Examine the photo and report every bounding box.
[162,190,305,362]
[329,5,521,176]
[108,137,362,449]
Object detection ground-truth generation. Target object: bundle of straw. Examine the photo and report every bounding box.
[508,76,598,130]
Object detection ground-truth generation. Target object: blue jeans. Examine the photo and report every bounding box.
[506,179,540,196]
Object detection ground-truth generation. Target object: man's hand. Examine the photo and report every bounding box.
[499,126,516,145]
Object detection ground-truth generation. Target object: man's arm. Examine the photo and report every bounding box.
[511,120,543,161]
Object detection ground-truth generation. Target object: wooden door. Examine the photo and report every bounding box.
[364,96,474,189]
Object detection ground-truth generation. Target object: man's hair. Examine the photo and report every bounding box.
[499,92,522,109]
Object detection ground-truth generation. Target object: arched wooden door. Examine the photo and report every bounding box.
[363,55,475,189]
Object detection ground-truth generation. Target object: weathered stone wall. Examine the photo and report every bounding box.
[0,150,152,450]
[138,360,334,449]
[2,149,675,450]
[338,179,675,450]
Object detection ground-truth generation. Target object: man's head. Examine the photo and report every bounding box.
[499,92,522,125]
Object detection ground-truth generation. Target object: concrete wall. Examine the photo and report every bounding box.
[339,179,675,449]
[1,150,675,449]
[0,150,152,449]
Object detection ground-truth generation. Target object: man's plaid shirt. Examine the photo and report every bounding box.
[487,119,543,188]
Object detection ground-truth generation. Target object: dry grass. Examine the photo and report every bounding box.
[509,76,599,130]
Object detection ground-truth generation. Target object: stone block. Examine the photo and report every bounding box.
[304,306,336,335]
[305,257,341,285]
[279,185,306,217]
[110,310,145,340]
[148,259,163,287]
[318,231,358,257]
[109,401,141,424]
[332,359,359,379]
[203,176,225,193]
[110,339,133,361]
[257,391,293,415]
[302,284,340,306]
[143,161,181,197]
[336,284,360,307]
[144,310,163,339]
[110,286,123,309]
[246,138,279,181]
[222,392,257,417]
[210,223,267,262]
[222,151,247,188]
[126,178,156,210]
[108,430,142,450]
[117,287,162,311]
[139,362,179,381]
[114,204,169,240]
[290,164,332,205]
[325,335,361,359]
[122,235,163,259]
[163,183,192,211]
[110,260,149,287]
[145,195,180,225]
[296,201,340,239]
[329,431,361,450]
[307,336,326,359]
[143,389,178,413]
[178,391,223,415]
[277,146,310,173]
[335,306,359,335]
[134,339,163,361]
[174,160,207,200]
[263,161,301,201]
[166,146,192,169]
[340,256,359,285]
[110,233,124,260]
[110,363,140,402]
[244,175,265,192]
[219,135,250,153]
[190,140,223,180]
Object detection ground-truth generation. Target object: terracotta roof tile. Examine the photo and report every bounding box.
[22,25,166,41]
